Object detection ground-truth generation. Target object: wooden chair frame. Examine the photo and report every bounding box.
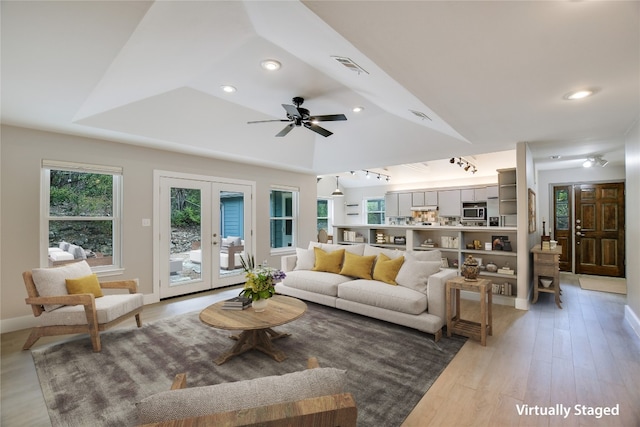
[22,271,143,352]
[139,357,357,427]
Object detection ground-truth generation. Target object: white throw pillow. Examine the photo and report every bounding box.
[294,247,315,271]
[31,261,93,311]
[363,245,405,259]
[396,259,441,294]
[406,250,442,262]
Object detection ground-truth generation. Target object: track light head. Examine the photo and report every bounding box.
[449,158,455,164]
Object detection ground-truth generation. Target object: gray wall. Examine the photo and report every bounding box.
[0,125,317,327]
[624,119,640,335]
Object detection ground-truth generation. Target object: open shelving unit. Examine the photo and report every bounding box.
[334,224,520,305]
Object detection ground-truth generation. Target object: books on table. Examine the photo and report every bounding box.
[222,296,251,310]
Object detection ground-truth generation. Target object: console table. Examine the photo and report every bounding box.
[445,276,492,346]
[531,245,562,308]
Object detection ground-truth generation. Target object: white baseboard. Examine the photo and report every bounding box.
[625,305,640,339]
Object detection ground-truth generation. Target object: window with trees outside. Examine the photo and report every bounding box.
[270,187,298,251]
[317,198,330,233]
[366,198,385,224]
[42,160,122,270]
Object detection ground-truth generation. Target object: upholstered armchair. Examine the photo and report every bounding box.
[22,260,143,352]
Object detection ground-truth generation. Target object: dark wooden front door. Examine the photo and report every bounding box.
[553,185,572,272]
[574,182,625,277]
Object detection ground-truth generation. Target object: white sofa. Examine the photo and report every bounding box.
[275,243,457,341]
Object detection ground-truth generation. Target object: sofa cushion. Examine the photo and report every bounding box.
[338,279,427,315]
[282,270,352,296]
[396,260,441,295]
[31,261,93,311]
[37,293,144,326]
[339,252,376,280]
[372,254,405,285]
[407,250,442,262]
[363,245,405,260]
[294,247,315,271]
[309,242,365,256]
[312,247,345,274]
[137,367,347,424]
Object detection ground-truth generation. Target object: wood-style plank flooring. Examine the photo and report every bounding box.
[2,274,639,426]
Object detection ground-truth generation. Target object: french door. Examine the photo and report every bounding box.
[156,174,252,299]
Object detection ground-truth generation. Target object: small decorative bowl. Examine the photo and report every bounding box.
[540,279,552,288]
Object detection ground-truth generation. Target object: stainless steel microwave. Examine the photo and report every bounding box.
[462,206,486,221]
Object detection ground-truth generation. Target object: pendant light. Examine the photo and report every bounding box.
[331,176,344,197]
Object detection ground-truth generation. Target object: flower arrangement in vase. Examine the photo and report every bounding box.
[238,255,286,307]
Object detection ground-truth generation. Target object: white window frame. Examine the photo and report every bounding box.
[41,160,123,275]
[269,185,298,254]
[316,197,332,233]
[365,197,386,225]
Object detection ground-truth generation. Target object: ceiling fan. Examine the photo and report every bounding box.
[247,97,347,137]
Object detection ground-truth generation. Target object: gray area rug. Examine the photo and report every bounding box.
[32,302,466,426]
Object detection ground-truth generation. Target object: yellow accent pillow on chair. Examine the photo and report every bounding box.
[65,273,103,298]
[373,253,405,285]
[312,247,345,274]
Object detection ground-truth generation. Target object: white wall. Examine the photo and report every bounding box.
[0,125,318,328]
[624,118,640,336]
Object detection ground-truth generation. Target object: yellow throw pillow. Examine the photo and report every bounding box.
[65,273,103,298]
[373,253,405,285]
[339,252,376,279]
[312,247,345,274]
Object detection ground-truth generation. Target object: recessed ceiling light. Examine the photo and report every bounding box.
[261,60,281,71]
[564,89,594,100]
[352,106,364,113]
[550,155,562,160]
[221,85,236,93]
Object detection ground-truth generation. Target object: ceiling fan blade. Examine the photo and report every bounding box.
[275,123,295,137]
[309,114,347,122]
[247,119,290,124]
[282,104,302,119]
[304,122,333,137]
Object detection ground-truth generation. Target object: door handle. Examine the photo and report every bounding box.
[576,231,583,236]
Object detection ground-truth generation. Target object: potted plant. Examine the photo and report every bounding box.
[239,255,286,311]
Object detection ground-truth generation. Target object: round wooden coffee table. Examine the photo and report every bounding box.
[199,295,307,365]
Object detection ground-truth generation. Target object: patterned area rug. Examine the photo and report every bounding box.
[32,302,466,426]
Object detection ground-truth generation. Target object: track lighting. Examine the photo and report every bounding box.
[377,174,381,180]
[450,157,478,174]
[583,155,608,168]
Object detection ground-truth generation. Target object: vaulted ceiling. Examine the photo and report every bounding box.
[2,1,637,185]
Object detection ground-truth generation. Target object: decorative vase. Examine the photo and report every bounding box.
[485,262,498,273]
[462,255,479,281]
[252,298,268,312]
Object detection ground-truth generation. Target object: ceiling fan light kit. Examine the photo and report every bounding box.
[248,97,347,137]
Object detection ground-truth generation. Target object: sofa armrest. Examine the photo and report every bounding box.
[281,255,298,273]
[426,269,458,323]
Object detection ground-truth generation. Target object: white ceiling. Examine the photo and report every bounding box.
[2,1,637,186]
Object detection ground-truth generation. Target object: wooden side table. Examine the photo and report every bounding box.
[531,245,562,309]
[446,276,492,346]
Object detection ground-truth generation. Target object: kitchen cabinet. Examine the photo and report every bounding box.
[486,185,499,199]
[425,191,438,206]
[461,187,487,202]
[411,192,425,206]
[398,193,412,216]
[385,193,399,217]
[438,189,461,217]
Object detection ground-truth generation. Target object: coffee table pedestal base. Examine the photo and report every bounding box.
[215,328,290,365]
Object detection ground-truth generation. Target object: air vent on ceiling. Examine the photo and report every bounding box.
[332,56,369,75]
[409,110,432,121]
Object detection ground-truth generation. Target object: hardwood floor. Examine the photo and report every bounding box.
[2,275,639,426]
